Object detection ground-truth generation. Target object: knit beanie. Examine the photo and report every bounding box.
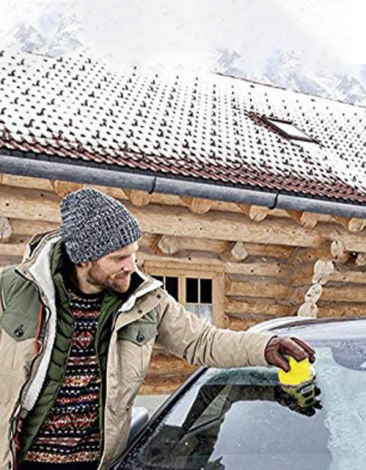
[60,188,141,264]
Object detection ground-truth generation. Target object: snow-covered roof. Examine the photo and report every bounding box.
[1,49,366,203]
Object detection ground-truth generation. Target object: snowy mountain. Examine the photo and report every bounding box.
[4,10,366,106]
[9,14,82,58]
[213,48,366,106]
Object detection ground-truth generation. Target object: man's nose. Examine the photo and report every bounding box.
[123,256,136,273]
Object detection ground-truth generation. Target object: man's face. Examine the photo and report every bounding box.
[85,241,139,294]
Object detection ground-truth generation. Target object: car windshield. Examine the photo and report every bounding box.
[119,337,366,470]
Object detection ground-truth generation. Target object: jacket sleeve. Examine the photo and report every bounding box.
[156,290,274,368]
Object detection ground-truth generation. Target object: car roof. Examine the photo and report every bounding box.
[249,316,366,342]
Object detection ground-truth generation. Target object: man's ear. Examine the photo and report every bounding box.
[77,260,92,270]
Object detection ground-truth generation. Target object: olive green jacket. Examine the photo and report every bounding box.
[0,231,272,470]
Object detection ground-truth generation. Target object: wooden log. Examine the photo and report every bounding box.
[330,269,366,285]
[226,277,292,300]
[356,253,366,267]
[297,302,318,318]
[237,204,269,222]
[330,240,351,263]
[228,314,275,331]
[124,189,152,207]
[333,216,366,233]
[291,243,333,265]
[0,255,22,267]
[155,235,180,255]
[230,241,248,261]
[3,186,366,252]
[0,187,62,223]
[348,218,366,233]
[322,285,366,303]
[312,260,335,285]
[318,301,366,317]
[153,235,229,256]
[0,217,12,241]
[291,283,323,305]
[2,174,362,239]
[220,241,249,262]
[52,181,83,199]
[143,235,294,260]
[286,210,318,229]
[304,283,323,303]
[181,197,213,214]
[2,174,54,191]
[290,260,334,287]
[225,298,291,317]
[10,218,58,236]
[0,236,29,257]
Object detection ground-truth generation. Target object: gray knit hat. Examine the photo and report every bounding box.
[60,189,141,264]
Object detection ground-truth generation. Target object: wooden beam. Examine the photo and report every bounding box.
[2,174,54,191]
[333,216,366,233]
[3,186,366,252]
[10,218,58,236]
[0,255,22,267]
[221,241,249,262]
[356,253,366,267]
[348,218,366,233]
[124,189,152,207]
[180,197,213,214]
[237,204,269,222]
[225,298,291,317]
[297,302,318,318]
[318,302,366,317]
[330,240,351,263]
[0,236,29,257]
[228,314,274,331]
[225,277,292,300]
[291,283,323,306]
[0,217,12,241]
[290,260,335,287]
[312,260,335,284]
[322,285,366,303]
[286,210,318,229]
[142,252,291,279]
[153,235,229,256]
[52,181,83,199]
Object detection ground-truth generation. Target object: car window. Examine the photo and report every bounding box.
[119,342,366,470]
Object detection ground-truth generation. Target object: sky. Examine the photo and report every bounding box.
[0,0,365,66]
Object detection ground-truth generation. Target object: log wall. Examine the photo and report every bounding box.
[1,174,366,393]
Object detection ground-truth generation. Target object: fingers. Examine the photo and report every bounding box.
[274,353,290,372]
[282,337,310,362]
[290,337,316,363]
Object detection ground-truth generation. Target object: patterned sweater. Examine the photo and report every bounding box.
[24,282,104,466]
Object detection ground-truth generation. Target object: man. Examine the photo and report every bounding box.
[0,189,315,470]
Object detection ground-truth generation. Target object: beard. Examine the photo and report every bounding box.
[86,262,132,294]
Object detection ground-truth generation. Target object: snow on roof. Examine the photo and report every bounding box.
[1,49,366,203]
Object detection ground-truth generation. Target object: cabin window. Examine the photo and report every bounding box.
[152,275,213,322]
[186,277,213,322]
[153,275,179,301]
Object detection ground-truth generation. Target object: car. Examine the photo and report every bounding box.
[112,317,366,470]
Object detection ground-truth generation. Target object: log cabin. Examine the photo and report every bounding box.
[1,49,366,392]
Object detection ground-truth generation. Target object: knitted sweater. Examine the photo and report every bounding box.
[24,282,104,466]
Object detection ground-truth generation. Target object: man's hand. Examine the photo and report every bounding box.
[265,336,316,371]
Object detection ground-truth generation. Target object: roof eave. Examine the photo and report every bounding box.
[1,152,366,220]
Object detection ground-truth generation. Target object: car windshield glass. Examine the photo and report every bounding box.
[119,341,366,470]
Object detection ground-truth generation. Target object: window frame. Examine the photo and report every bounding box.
[144,261,226,327]
[262,116,319,143]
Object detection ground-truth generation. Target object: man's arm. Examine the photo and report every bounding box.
[156,290,315,370]
[156,290,273,368]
